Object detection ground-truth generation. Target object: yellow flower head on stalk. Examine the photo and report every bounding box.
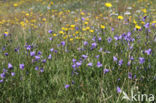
[135,25,141,30]
[86,27,90,30]
[90,30,94,33]
[81,12,85,15]
[142,9,147,13]
[53,33,57,37]
[4,31,8,35]
[70,25,75,28]
[133,19,137,24]
[118,16,124,20]
[25,13,29,16]
[42,18,46,22]
[13,3,18,7]
[70,38,73,41]
[84,22,88,25]
[59,31,64,34]
[50,1,54,5]
[100,25,105,29]
[105,3,112,8]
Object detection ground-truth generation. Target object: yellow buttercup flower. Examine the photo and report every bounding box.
[53,34,57,37]
[90,30,94,33]
[105,3,112,8]
[118,16,123,20]
[13,3,18,7]
[100,25,105,29]
[135,25,141,29]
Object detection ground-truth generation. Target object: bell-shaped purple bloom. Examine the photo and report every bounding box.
[48,54,52,59]
[50,48,54,52]
[139,57,145,64]
[40,68,44,72]
[113,56,118,62]
[145,48,151,55]
[0,73,5,79]
[61,41,65,46]
[107,37,112,43]
[48,30,53,33]
[8,63,13,69]
[118,59,123,66]
[76,62,82,67]
[83,41,88,46]
[144,23,150,28]
[4,53,8,56]
[91,42,97,48]
[20,64,24,70]
[65,84,70,88]
[42,59,46,63]
[87,62,93,67]
[97,61,102,68]
[128,72,132,79]
[82,55,88,59]
[117,86,121,93]
[30,51,35,56]
[103,68,110,74]
[35,56,40,61]
[11,72,15,76]
[35,66,39,71]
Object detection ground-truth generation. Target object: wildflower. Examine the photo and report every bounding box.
[65,84,70,88]
[84,41,88,46]
[35,66,39,71]
[49,37,53,40]
[30,51,35,56]
[72,59,76,63]
[40,68,44,72]
[76,62,82,67]
[118,59,123,66]
[48,54,52,59]
[13,3,18,7]
[139,57,145,64]
[135,25,141,30]
[100,25,105,29]
[42,59,46,63]
[0,79,3,83]
[8,63,13,69]
[4,53,8,56]
[82,55,88,59]
[117,87,121,93]
[0,73,5,79]
[61,41,65,46]
[91,42,97,48]
[20,64,24,70]
[37,51,42,55]
[118,16,123,20]
[107,37,112,43]
[90,30,94,33]
[11,72,15,76]
[50,48,54,52]
[113,56,118,62]
[97,61,102,68]
[35,56,40,61]
[103,68,110,74]
[128,72,132,79]
[48,30,53,33]
[87,62,93,67]
[105,3,112,7]
[144,23,150,28]
[145,48,151,55]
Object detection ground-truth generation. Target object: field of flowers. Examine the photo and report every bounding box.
[0,0,156,103]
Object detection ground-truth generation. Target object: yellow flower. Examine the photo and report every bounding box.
[133,20,137,24]
[4,32,8,35]
[70,38,73,41]
[86,27,90,30]
[82,28,86,31]
[152,21,156,24]
[105,3,112,8]
[25,13,29,16]
[142,9,147,13]
[81,12,85,15]
[53,34,57,37]
[70,25,75,28]
[141,22,145,25]
[135,25,141,29]
[90,30,94,33]
[100,25,105,29]
[84,22,88,25]
[59,31,64,34]
[42,18,46,22]
[50,1,54,5]
[118,16,123,20]
[13,3,18,7]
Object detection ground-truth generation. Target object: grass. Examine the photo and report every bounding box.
[0,0,156,103]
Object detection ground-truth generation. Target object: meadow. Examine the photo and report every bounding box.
[0,0,156,103]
